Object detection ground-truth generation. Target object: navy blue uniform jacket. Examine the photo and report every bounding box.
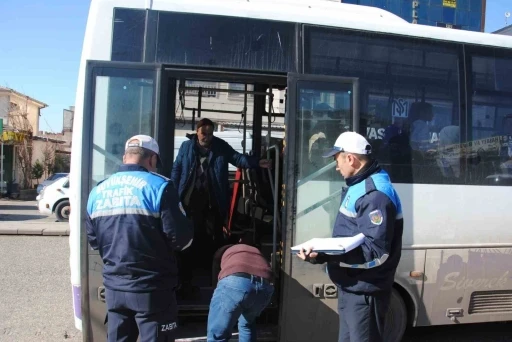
[86,164,193,292]
[170,134,259,219]
[316,160,403,294]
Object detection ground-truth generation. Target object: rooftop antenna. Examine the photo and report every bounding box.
[506,12,511,26]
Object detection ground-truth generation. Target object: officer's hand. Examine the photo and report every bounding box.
[259,159,272,169]
[297,247,318,262]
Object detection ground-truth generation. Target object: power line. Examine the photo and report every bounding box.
[42,115,57,133]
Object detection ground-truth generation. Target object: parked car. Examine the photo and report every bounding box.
[36,173,69,194]
[36,176,70,222]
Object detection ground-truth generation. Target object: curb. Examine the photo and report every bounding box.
[0,225,69,236]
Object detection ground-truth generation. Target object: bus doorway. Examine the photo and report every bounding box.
[81,63,286,341]
[161,69,286,340]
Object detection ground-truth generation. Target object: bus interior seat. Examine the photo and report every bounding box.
[227,147,281,240]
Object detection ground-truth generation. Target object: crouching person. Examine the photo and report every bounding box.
[207,238,274,342]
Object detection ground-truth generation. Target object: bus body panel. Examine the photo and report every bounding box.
[420,248,512,326]
[71,0,512,338]
[394,249,426,326]
[395,184,512,247]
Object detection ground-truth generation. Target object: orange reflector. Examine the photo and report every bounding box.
[410,271,424,279]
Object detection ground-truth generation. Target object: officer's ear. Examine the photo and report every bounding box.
[150,154,158,169]
[348,153,362,166]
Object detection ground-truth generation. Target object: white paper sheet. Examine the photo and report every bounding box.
[290,233,365,255]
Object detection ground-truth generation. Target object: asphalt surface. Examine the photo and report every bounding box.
[0,235,81,342]
[0,199,61,224]
[0,200,69,235]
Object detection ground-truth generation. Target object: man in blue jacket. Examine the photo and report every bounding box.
[86,134,193,342]
[171,118,270,297]
[297,131,403,342]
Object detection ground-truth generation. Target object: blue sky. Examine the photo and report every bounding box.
[0,1,89,132]
[0,0,510,132]
[486,0,511,33]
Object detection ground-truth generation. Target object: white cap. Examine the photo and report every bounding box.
[125,135,160,155]
[125,135,162,166]
[322,131,372,158]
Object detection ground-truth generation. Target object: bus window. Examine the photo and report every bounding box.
[469,54,512,185]
[294,80,355,244]
[111,8,146,62]
[155,12,295,72]
[91,71,155,184]
[304,26,462,185]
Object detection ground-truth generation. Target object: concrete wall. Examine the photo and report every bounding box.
[0,95,9,126]
[63,108,74,131]
[9,95,41,134]
[494,25,512,36]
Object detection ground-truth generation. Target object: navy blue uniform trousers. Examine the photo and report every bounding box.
[338,289,390,342]
[106,289,178,342]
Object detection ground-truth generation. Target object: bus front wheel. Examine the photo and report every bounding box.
[384,288,407,342]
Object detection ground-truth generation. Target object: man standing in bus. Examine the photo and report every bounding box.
[297,131,403,342]
[171,118,271,298]
[86,135,193,342]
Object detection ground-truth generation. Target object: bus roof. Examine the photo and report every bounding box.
[97,0,512,50]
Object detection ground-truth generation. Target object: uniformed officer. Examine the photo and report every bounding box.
[86,134,193,342]
[297,131,403,342]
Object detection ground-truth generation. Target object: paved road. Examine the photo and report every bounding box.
[0,236,81,342]
[0,199,56,222]
[0,199,69,235]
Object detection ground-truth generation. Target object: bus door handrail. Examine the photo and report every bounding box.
[93,144,123,167]
[297,161,336,187]
[296,188,342,219]
[296,160,343,220]
[266,144,281,275]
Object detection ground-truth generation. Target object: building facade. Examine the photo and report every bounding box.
[494,24,512,36]
[0,87,48,189]
[341,0,486,32]
[174,81,285,138]
[34,106,74,180]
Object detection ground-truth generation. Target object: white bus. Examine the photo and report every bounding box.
[69,0,512,340]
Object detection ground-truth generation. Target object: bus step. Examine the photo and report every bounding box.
[176,322,277,341]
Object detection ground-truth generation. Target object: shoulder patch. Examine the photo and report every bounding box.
[369,209,383,225]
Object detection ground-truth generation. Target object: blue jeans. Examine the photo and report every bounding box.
[207,274,274,342]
